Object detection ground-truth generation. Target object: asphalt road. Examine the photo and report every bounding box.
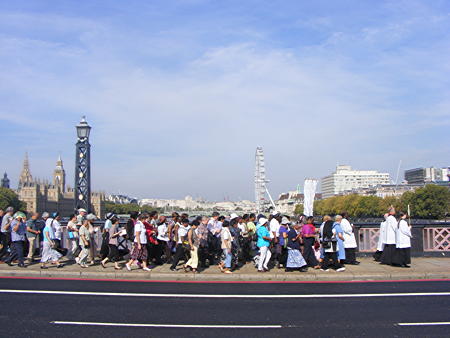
[0,277,449,337]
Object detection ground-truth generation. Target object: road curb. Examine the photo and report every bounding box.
[0,269,449,282]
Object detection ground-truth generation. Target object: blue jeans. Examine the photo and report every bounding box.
[223,248,232,268]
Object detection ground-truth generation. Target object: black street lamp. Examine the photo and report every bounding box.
[74,116,92,212]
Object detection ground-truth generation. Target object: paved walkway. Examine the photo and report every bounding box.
[0,257,448,281]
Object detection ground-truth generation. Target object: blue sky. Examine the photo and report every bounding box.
[1,0,449,200]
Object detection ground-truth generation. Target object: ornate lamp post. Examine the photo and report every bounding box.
[74,116,92,212]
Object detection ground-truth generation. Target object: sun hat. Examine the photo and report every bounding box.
[86,213,97,221]
[281,217,290,225]
[259,217,268,225]
[13,211,26,219]
[230,213,239,220]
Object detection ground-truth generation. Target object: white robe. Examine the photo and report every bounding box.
[385,215,397,245]
[396,219,412,249]
[340,218,357,249]
[377,220,387,251]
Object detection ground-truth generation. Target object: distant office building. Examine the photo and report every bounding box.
[321,165,391,199]
[404,167,450,185]
[1,173,10,189]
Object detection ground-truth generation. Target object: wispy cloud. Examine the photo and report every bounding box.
[0,0,449,199]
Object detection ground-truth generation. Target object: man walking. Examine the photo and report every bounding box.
[5,212,27,268]
[26,212,41,261]
[0,207,14,261]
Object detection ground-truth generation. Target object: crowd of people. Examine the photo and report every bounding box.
[0,206,412,272]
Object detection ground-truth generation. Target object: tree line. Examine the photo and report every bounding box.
[296,184,450,219]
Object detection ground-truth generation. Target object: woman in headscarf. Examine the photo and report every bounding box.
[285,222,308,272]
[41,213,63,269]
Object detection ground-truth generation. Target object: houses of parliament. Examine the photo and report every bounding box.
[12,153,104,217]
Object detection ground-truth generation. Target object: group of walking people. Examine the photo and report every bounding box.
[373,207,412,268]
[0,205,412,272]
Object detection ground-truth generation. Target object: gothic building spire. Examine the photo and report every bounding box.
[18,152,33,189]
[53,155,66,192]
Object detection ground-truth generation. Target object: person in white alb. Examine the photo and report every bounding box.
[393,212,412,268]
[373,214,388,262]
[380,207,397,265]
[340,212,359,265]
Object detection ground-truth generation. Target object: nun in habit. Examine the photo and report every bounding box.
[393,213,412,268]
[373,214,388,262]
[380,207,397,265]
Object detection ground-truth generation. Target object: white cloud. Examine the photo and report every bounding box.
[0,3,449,200]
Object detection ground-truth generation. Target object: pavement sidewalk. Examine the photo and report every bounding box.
[0,257,449,282]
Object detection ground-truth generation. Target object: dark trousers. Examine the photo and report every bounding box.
[7,241,25,265]
[107,244,120,262]
[170,244,186,269]
[380,244,396,265]
[0,232,11,260]
[322,251,342,270]
[373,250,383,262]
[241,238,252,261]
[343,248,357,264]
[279,246,288,267]
[198,245,210,267]
[303,237,318,267]
[154,241,170,265]
[100,233,110,260]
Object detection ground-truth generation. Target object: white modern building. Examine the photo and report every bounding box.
[321,165,391,199]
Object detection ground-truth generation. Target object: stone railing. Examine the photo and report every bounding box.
[353,222,450,257]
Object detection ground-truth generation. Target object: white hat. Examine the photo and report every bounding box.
[259,217,268,225]
[281,217,290,225]
[271,210,279,216]
[230,213,239,220]
[86,213,97,221]
[78,208,87,213]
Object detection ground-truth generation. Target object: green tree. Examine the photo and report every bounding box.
[0,187,25,211]
[105,202,160,215]
[402,185,450,219]
[294,204,304,215]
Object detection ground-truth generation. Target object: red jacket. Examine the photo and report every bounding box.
[143,221,158,245]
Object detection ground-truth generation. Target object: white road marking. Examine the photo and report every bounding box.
[51,321,282,329]
[398,322,450,326]
[0,289,449,298]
